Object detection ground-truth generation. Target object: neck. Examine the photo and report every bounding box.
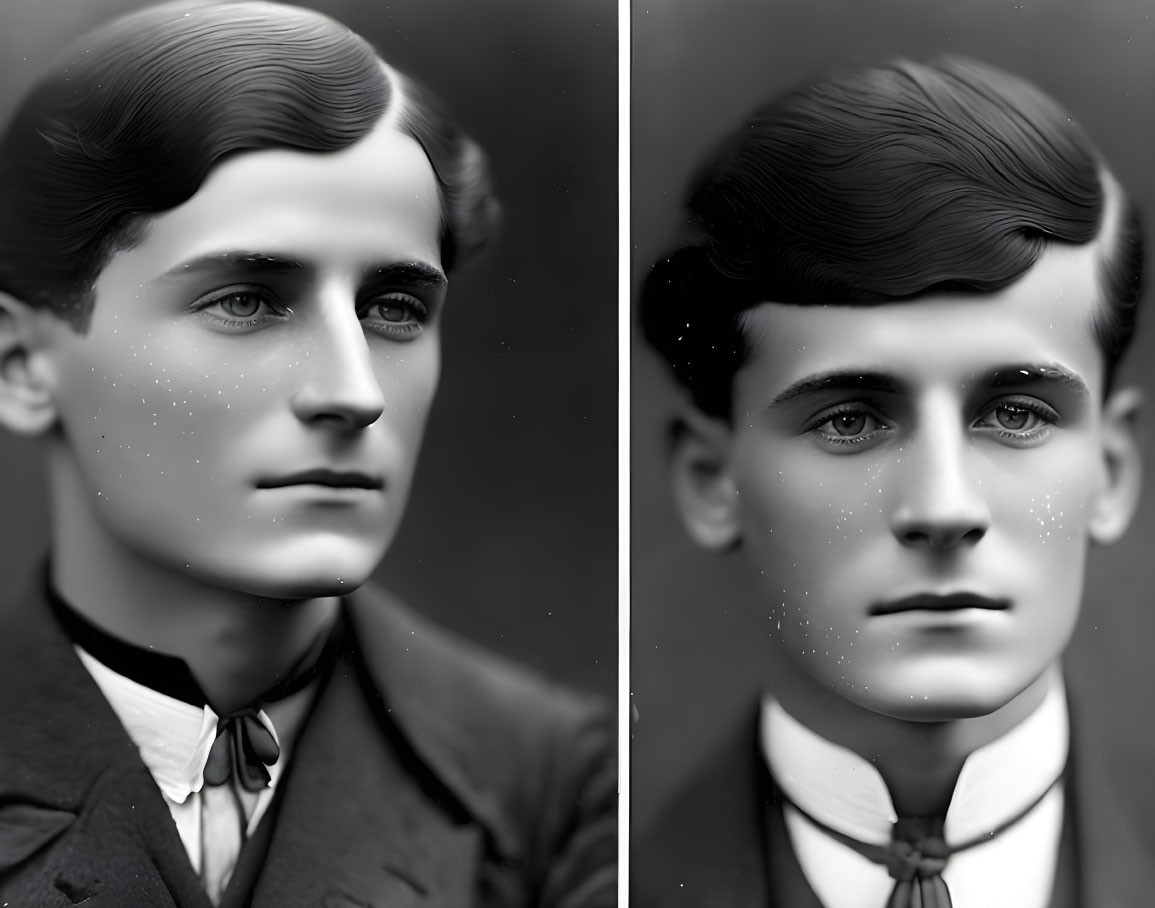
[48,447,339,715]
[767,654,1060,817]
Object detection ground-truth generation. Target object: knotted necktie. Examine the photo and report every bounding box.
[777,770,1065,908]
[867,815,952,908]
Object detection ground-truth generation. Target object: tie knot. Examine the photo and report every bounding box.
[886,816,950,882]
[203,710,281,792]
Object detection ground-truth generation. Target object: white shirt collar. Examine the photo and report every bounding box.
[760,679,1069,847]
[75,645,296,805]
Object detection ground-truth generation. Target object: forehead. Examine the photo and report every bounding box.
[102,118,442,282]
[735,238,1108,402]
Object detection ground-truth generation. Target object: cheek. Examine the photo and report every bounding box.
[57,337,281,517]
[371,342,440,446]
[71,352,248,455]
[986,440,1100,553]
[732,447,879,660]
[733,442,884,569]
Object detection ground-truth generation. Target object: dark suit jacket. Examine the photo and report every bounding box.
[631,687,1152,908]
[0,576,617,907]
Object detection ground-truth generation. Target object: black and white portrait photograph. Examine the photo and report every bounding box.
[0,1,617,905]
[631,1,1154,906]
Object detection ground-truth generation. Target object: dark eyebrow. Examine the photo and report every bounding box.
[156,251,306,282]
[985,363,1090,398]
[768,370,904,408]
[362,261,448,290]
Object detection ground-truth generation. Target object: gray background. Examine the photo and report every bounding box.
[632,0,1155,833]
[0,0,617,703]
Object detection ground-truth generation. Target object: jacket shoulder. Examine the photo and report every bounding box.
[348,584,617,907]
[349,583,605,735]
[632,709,767,908]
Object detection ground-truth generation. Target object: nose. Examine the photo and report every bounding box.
[889,418,991,551]
[290,292,385,431]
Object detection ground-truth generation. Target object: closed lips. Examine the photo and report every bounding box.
[257,470,383,490]
[869,593,1011,616]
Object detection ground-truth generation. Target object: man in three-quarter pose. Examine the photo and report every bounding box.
[0,4,615,905]
[635,56,1147,907]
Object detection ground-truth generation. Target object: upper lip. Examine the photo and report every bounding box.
[257,469,384,490]
[869,592,1011,616]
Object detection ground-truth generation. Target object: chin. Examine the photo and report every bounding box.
[837,666,1037,724]
[187,534,388,601]
[233,570,374,601]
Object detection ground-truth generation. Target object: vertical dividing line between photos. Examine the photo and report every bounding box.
[617,0,631,902]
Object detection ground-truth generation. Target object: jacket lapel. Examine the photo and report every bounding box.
[633,704,770,908]
[249,591,486,908]
[0,576,211,908]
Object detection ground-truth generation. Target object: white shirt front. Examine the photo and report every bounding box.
[75,646,314,873]
[760,682,1068,908]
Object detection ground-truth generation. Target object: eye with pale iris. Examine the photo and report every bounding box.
[358,291,428,341]
[218,293,261,319]
[192,286,287,332]
[973,397,1058,446]
[809,406,892,452]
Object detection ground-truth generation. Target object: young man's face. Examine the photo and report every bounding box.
[44,118,446,598]
[683,233,1139,722]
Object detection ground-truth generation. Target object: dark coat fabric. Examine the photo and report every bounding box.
[631,689,1152,908]
[0,576,617,908]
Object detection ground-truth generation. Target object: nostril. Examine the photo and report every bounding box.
[291,391,385,430]
[899,523,987,549]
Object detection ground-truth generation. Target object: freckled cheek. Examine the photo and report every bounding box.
[983,450,1097,549]
[734,449,882,556]
[735,457,873,659]
[67,357,255,478]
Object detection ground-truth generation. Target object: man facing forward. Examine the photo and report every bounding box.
[635,57,1147,907]
[0,3,615,906]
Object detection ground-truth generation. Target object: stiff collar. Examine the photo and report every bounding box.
[49,582,335,809]
[760,679,1069,847]
[47,582,336,709]
[74,647,312,808]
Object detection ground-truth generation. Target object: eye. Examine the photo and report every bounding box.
[973,397,1058,447]
[359,292,428,341]
[191,287,288,332]
[809,405,893,453]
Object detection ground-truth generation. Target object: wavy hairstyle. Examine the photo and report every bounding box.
[640,56,1144,417]
[0,0,499,330]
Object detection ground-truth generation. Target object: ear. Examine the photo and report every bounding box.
[668,406,741,551]
[0,291,59,436]
[1088,384,1143,545]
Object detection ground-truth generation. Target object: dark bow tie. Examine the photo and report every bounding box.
[48,581,342,799]
[203,710,282,793]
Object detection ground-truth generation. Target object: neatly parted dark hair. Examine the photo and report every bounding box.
[0,0,499,331]
[640,56,1144,417]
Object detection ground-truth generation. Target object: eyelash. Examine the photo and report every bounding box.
[806,403,893,451]
[357,292,428,342]
[191,286,289,332]
[805,396,1061,452]
[190,286,430,341]
[972,396,1059,446]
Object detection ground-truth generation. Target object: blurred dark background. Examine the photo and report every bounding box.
[0,0,617,703]
[633,0,1155,833]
